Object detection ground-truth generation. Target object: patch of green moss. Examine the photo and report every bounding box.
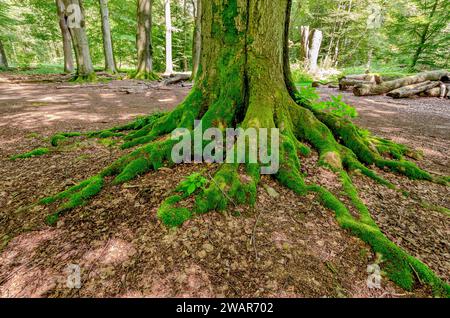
[157,195,192,228]
[50,132,82,147]
[41,176,104,224]
[113,157,151,184]
[70,72,98,83]
[10,147,50,160]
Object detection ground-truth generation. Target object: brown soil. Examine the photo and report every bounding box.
[0,74,448,298]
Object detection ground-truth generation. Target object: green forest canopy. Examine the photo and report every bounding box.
[0,0,448,73]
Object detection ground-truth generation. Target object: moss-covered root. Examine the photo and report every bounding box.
[129,71,160,81]
[305,105,436,184]
[41,176,104,225]
[10,147,50,160]
[70,73,98,83]
[157,163,260,228]
[40,138,176,220]
[49,112,167,147]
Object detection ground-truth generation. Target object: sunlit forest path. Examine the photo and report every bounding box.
[0,75,448,298]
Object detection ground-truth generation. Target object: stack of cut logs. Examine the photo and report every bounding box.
[338,70,450,99]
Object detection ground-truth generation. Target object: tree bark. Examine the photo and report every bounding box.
[386,81,441,99]
[307,29,322,73]
[164,0,174,75]
[135,0,156,79]
[56,0,74,73]
[191,0,201,80]
[99,0,117,74]
[299,25,309,62]
[354,70,450,96]
[0,39,8,69]
[63,0,95,79]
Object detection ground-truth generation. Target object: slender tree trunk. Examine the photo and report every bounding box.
[0,39,8,69]
[181,0,188,72]
[164,0,174,75]
[410,0,439,69]
[63,0,95,79]
[299,25,310,63]
[135,0,157,79]
[308,29,323,73]
[56,0,74,73]
[99,0,117,73]
[191,0,201,80]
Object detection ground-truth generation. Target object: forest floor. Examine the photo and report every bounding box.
[0,73,448,298]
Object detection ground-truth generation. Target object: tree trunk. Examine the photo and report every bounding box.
[164,0,174,75]
[307,29,322,73]
[0,39,8,69]
[354,70,450,96]
[135,0,157,79]
[99,0,117,74]
[56,0,74,73]
[299,25,310,63]
[191,0,201,80]
[386,81,441,99]
[63,0,95,79]
[40,0,448,294]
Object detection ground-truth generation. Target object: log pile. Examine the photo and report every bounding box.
[339,70,450,99]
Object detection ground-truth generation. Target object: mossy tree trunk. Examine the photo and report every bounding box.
[56,0,74,73]
[63,0,95,80]
[135,0,158,80]
[38,0,449,296]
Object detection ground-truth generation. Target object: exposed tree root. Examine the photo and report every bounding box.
[129,71,161,81]
[16,88,447,296]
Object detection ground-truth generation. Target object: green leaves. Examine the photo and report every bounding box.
[312,95,358,119]
[176,172,209,197]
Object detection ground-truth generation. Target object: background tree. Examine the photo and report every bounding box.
[56,0,74,73]
[164,0,174,75]
[134,0,158,79]
[0,2,12,69]
[190,0,201,79]
[98,0,117,73]
[63,0,95,79]
[386,0,449,70]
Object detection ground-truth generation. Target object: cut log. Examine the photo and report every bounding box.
[353,70,450,96]
[344,74,382,84]
[339,73,382,90]
[422,83,449,98]
[386,81,440,99]
[163,72,192,85]
[339,79,374,90]
[421,86,441,97]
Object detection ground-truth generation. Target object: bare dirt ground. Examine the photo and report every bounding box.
[0,73,448,298]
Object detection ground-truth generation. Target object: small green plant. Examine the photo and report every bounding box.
[176,172,209,197]
[312,95,358,119]
[295,85,319,105]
